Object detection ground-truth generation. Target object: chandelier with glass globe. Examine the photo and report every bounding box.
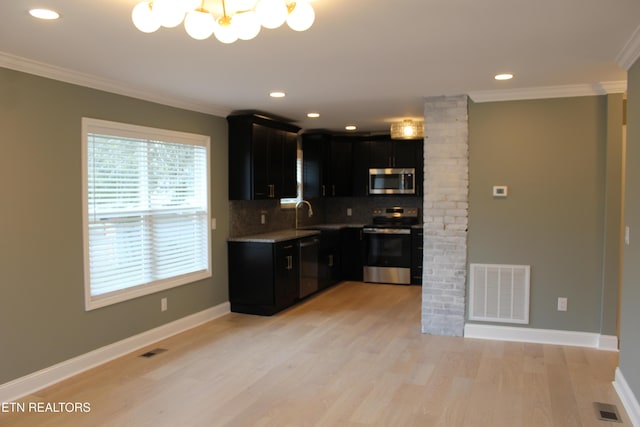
[132,0,316,44]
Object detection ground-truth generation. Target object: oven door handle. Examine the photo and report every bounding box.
[363,227,411,235]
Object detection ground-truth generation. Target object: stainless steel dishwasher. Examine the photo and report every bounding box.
[299,237,319,298]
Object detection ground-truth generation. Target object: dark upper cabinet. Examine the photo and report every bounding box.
[302,133,353,198]
[352,136,424,196]
[228,114,300,200]
[329,138,353,197]
[393,140,422,168]
[351,140,370,196]
[368,139,394,168]
[301,133,326,199]
[368,138,422,168]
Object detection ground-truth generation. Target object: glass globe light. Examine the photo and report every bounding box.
[153,0,185,28]
[286,1,315,31]
[214,17,238,44]
[131,2,161,33]
[234,10,261,41]
[255,0,288,29]
[184,9,215,40]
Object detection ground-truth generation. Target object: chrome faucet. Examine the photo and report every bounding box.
[295,200,313,229]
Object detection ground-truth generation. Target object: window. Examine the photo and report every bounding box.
[280,139,303,207]
[82,118,211,310]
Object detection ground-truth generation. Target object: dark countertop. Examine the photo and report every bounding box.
[301,223,368,230]
[228,222,423,243]
[228,229,321,243]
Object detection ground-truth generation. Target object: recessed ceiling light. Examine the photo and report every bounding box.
[269,91,286,98]
[495,73,514,81]
[345,125,357,131]
[307,112,320,118]
[29,8,60,20]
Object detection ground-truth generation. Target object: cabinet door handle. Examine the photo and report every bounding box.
[328,254,334,267]
[285,255,292,270]
[322,185,326,197]
[268,184,275,198]
[332,185,335,196]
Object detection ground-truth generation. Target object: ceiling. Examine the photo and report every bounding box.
[1,0,639,134]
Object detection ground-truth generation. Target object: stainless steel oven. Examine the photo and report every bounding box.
[363,227,412,284]
[363,206,418,285]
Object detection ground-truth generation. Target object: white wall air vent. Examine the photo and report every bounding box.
[469,264,530,324]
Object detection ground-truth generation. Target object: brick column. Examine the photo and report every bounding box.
[422,95,469,336]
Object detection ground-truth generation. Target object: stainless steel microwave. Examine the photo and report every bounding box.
[369,168,416,195]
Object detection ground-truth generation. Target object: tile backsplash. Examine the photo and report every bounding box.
[229,196,423,237]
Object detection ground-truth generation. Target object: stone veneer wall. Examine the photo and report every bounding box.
[422,95,469,336]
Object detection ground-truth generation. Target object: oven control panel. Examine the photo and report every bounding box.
[372,207,418,219]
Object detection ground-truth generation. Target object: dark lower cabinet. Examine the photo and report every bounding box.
[341,227,365,281]
[318,229,342,289]
[228,240,299,315]
[411,227,423,285]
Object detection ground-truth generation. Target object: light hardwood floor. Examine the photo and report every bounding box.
[0,282,628,426]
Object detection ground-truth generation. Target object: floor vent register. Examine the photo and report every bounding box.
[139,348,168,358]
[594,402,622,423]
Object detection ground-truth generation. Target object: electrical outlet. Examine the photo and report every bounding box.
[161,297,167,312]
[347,208,352,217]
[557,297,567,312]
[260,211,267,225]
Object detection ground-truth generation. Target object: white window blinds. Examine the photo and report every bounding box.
[82,118,211,310]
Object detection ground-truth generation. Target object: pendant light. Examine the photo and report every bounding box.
[390,119,424,140]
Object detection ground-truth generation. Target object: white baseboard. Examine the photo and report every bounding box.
[464,323,619,351]
[0,302,230,403]
[613,367,640,427]
[598,334,620,351]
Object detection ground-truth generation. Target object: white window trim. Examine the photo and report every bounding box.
[81,118,212,311]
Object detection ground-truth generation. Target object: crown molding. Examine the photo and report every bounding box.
[469,81,627,103]
[0,51,231,117]
[617,23,640,70]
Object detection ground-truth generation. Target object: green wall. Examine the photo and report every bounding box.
[602,93,625,336]
[620,58,640,402]
[0,67,229,384]
[468,95,623,333]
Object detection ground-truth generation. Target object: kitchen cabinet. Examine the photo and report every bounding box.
[411,227,423,285]
[302,133,352,198]
[228,114,299,200]
[368,138,423,169]
[351,136,424,196]
[317,229,342,289]
[351,140,370,196]
[341,227,365,281]
[228,240,299,315]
